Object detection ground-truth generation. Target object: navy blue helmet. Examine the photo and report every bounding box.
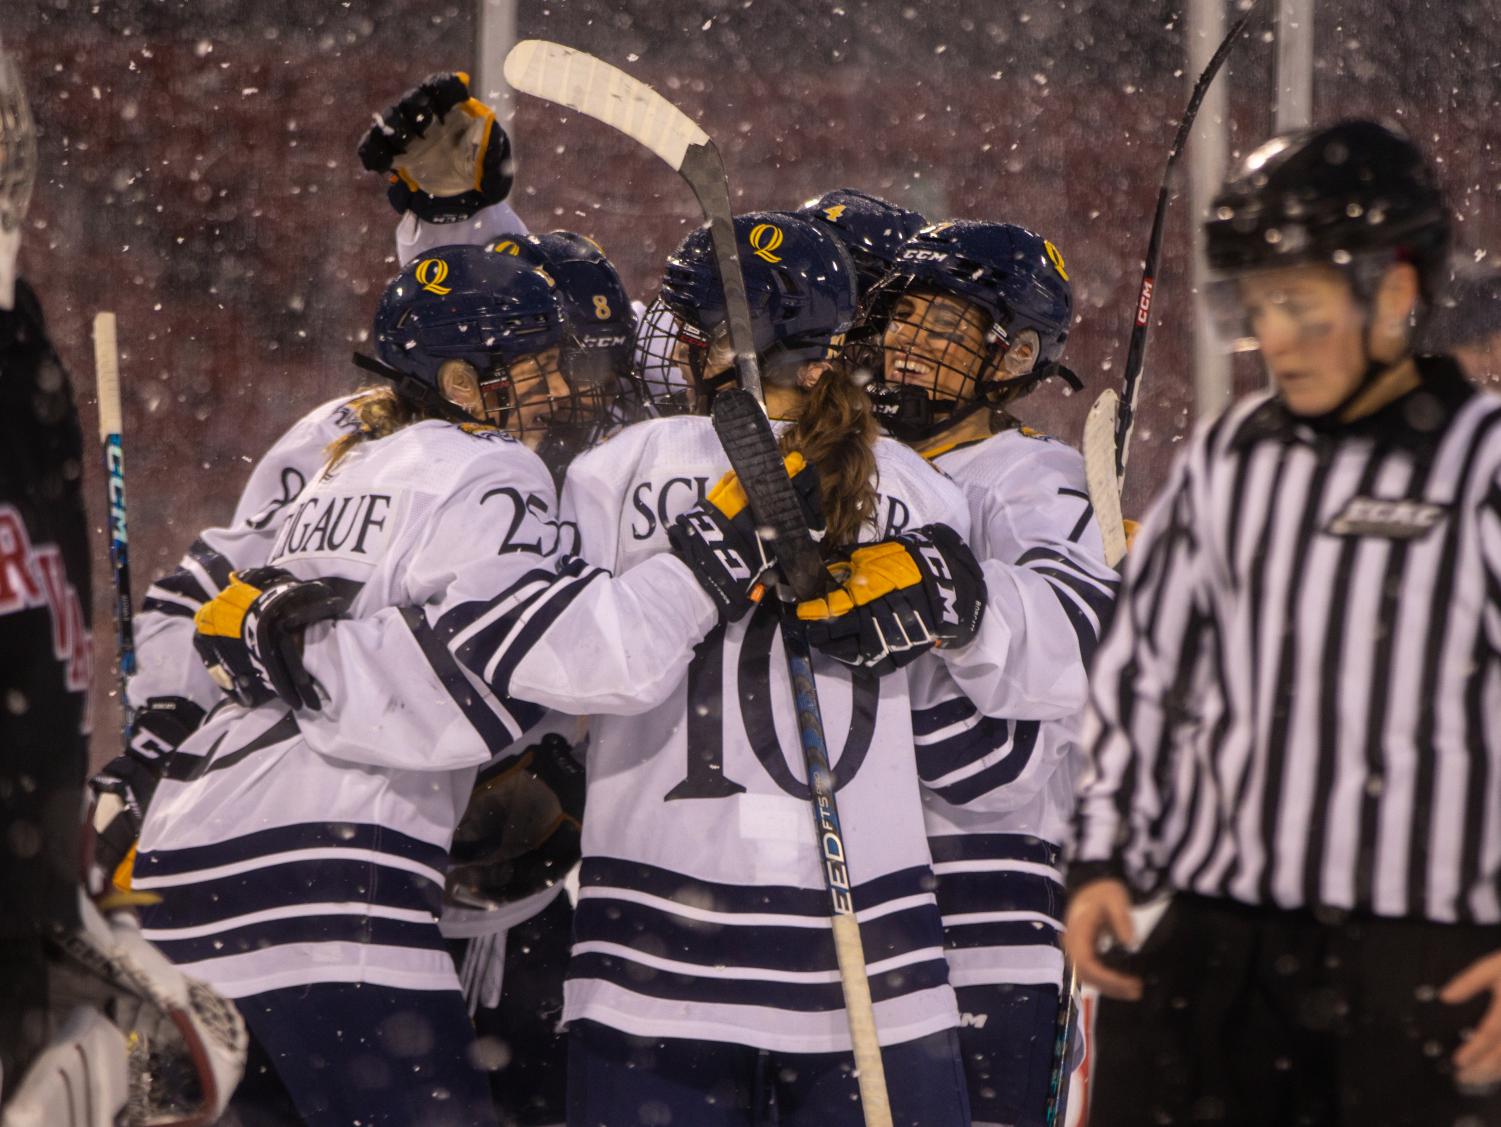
[857,221,1075,441]
[373,244,564,389]
[637,211,858,413]
[796,188,928,300]
[486,230,635,389]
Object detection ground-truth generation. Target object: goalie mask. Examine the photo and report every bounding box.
[367,245,609,457]
[0,36,37,311]
[633,211,858,415]
[855,221,1075,443]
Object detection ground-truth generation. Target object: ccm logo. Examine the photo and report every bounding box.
[1135,278,1155,327]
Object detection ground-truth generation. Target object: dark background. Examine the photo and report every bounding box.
[6,0,1499,755]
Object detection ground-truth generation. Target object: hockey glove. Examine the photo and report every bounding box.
[796,523,986,676]
[88,697,207,885]
[667,451,823,621]
[446,733,586,910]
[192,567,347,712]
[358,71,513,224]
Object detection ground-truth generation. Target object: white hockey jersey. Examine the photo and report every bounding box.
[134,421,568,998]
[915,428,1118,992]
[504,415,974,1053]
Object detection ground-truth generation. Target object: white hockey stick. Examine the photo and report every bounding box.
[95,311,137,745]
[504,40,894,1126]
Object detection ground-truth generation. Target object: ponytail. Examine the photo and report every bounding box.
[325,385,429,470]
[777,366,879,551]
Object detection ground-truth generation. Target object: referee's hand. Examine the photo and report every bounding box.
[1442,950,1501,1087]
[1063,878,1143,1001]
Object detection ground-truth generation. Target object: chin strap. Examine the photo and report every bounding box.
[350,352,480,427]
[1295,317,1413,432]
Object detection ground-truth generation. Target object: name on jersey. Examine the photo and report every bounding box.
[1326,496,1447,540]
[270,491,395,563]
[0,505,91,692]
[629,477,914,541]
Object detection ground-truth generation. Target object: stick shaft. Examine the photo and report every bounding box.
[1113,0,1264,485]
[94,312,135,745]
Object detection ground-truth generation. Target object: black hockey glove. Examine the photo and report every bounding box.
[192,567,347,711]
[446,733,586,910]
[357,71,514,224]
[88,696,207,880]
[796,523,986,676]
[667,451,823,621]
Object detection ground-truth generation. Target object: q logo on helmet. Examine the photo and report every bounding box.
[491,239,522,256]
[1044,239,1069,282]
[416,258,452,295]
[749,223,784,264]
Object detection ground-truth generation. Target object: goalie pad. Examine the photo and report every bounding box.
[0,1006,128,1127]
[42,893,246,1127]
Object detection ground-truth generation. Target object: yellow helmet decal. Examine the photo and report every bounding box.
[822,204,848,222]
[415,258,452,295]
[491,239,522,256]
[748,223,784,264]
[1044,239,1069,281]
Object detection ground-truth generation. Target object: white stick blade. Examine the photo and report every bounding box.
[1084,389,1128,568]
[503,40,709,172]
[94,311,121,441]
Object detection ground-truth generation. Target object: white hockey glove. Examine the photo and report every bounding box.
[34,891,247,1127]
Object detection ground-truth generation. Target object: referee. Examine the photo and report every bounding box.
[1065,119,1501,1126]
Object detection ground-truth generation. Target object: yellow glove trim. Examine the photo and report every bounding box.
[193,572,262,640]
[706,450,807,522]
[1123,518,1142,554]
[796,540,923,621]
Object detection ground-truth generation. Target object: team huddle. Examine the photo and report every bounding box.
[65,64,1501,1127]
[83,70,1109,1127]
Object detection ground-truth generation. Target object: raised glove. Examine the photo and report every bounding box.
[357,71,513,224]
[193,567,347,711]
[796,523,985,675]
[667,451,822,621]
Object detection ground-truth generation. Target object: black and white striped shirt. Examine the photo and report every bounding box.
[1072,357,1501,924]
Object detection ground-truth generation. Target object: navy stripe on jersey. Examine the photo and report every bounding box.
[135,820,447,880]
[929,833,1061,868]
[567,951,950,1014]
[139,855,443,930]
[579,856,938,917]
[148,914,445,966]
[942,919,1061,951]
[401,606,539,752]
[931,868,1063,921]
[915,711,1043,806]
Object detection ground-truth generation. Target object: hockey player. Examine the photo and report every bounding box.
[495,211,984,1126]
[132,248,606,1127]
[1066,119,1501,1126]
[800,220,1115,1126]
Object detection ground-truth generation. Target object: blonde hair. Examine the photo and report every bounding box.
[324,385,426,470]
[776,364,879,551]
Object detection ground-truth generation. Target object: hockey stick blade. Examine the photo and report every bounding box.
[711,389,828,599]
[1083,390,1128,569]
[503,40,763,401]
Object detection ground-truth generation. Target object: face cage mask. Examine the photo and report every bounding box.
[861,291,1008,442]
[0,44,37,311]
[477,350,609,450]
[631,298,732,417]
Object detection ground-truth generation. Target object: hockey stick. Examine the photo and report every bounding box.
[1042,957,1082,1126]
[503,41,894,1125]
[503,39,763,403]
[1083,0,1264,566]
[95,311,137,746]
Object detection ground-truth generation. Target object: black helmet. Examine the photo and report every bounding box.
[1205,119,1450,303]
